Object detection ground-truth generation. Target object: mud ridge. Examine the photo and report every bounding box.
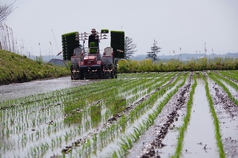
[140,72,193,158]
[212,83,237,117]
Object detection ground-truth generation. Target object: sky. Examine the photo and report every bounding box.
[1,0,238,57]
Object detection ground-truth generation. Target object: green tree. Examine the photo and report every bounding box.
[124,36,137,59]
[147,40,161,62]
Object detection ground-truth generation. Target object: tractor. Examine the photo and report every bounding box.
[61,29,124,80]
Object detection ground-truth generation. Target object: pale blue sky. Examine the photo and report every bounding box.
[1,0,238,56]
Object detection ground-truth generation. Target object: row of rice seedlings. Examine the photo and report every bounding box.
[105,72,185,156]
[63,79,129,113]
[1,88,75,132]
[118,72,161,79]
[1,99,65,137]
[63,80,132,124]
[118,76,158,99]
[119,73,170,115]
[5,101,64,135]
[0,73,183,157]
[226,70,238,79]
[111,73,189,157]
[215,71,238,91]
[83,72,185,157]
[63,76,147,133]
[0,78,128,156]
[1,102,68,157]
[208,72,238,106]
[125,72,176,106]
[62,73,184,157]
[117,74,170,110]
[0,78,116,111]
[1,73,165,115]
[129,72,184,123]
[129,71,185,124]
[202,72,225,158]
[0,81,114,157]
[81,80,145,129]
[219,70,238,82]
[103,72,178,124]
[56,77,165,155]
[171,73,197,158]
[0,87,69,109]
[0,77,143,143]
[118,72,169,94]
[110,72,181,127]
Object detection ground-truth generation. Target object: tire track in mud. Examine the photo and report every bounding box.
[57,72,182,156]
[129,72,193,158]
[209,74,238,158]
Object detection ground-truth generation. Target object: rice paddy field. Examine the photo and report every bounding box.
[0,70,238,158]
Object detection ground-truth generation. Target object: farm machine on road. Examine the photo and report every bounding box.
[61,29,125,80]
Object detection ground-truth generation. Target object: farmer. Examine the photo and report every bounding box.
[88,28,99,48]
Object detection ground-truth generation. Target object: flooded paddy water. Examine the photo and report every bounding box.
[0,76,96,102]
[182,79,219,158]
[0,71,238,158]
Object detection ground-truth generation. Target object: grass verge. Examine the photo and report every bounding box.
[0,50,69,85]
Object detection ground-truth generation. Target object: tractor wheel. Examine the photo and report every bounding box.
[111,71,114,78]
[75,65,80,80]
[98,68,102,79]
[70,65,74,80]
[80,69,84,80]
[115,71,117,79]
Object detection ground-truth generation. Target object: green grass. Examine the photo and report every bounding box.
[0,50,69,85]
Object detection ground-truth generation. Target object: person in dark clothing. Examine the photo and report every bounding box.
[88,28,99,48]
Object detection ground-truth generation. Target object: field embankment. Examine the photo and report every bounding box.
[0,50,70,85]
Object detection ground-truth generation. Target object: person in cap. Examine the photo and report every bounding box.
[88,28,99,48]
